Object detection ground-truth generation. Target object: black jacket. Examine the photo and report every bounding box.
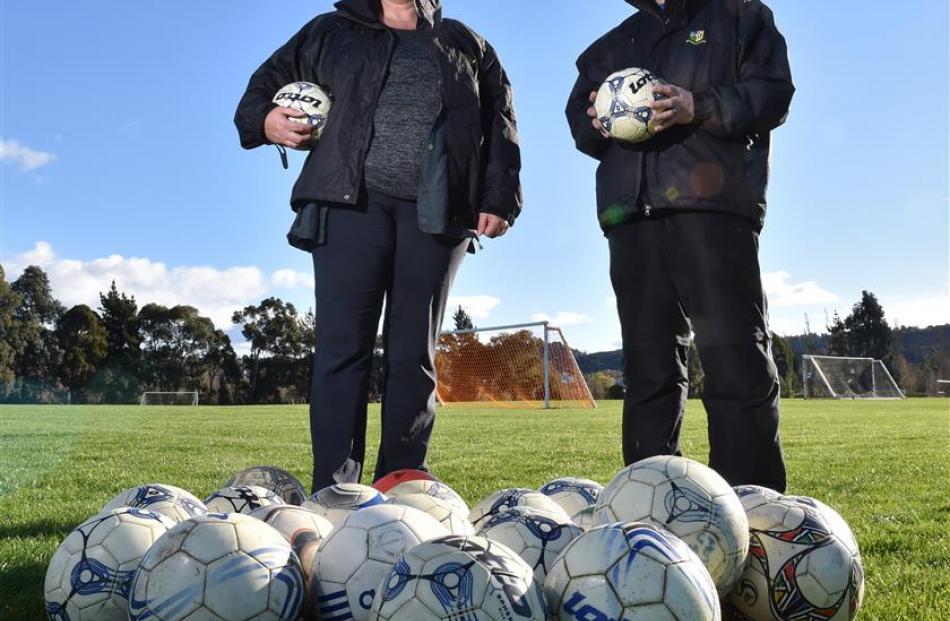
[566,0,794,232]
[235,0,522,231]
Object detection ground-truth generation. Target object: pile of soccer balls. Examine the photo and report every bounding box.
[44,457,864,621]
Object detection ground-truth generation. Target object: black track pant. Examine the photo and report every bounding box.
[309,190,468,493]
[608,211,786,492]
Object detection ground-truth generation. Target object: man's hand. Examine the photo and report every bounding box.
[650,84,696,132]
[477,213,510,239]
[587,91,612,140]
[264,107,314,150]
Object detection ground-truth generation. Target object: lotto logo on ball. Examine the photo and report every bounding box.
[594,67,667,143]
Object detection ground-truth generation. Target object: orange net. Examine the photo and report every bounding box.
[435,326,596,409]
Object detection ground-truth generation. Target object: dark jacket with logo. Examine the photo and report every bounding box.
[566,0,794,232]
[235,0,521,235]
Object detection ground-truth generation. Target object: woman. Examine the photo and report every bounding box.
[235,0,521,493]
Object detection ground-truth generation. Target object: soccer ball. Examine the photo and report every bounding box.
[101,483,207,523]
[129,513,305,621]
[594,456,750,595]
[572,506,597,532]
[734,485,784,514]
[477,506,583,583]
[272,82,332,145]
[205,485,285,514]
[371,535,548,621]
[373,469,437,494]
[249,505,333,584]
[594,67,667,143]
[544,522,720,621]
[469,488,571,530]
[302,483,387,526]
[539,477,604,519]
[727,496,865,621]
[311,504,449,621]
[387,493,475,536]
[44,507,175,621]
[228,466,308,506]
[385,479,470,517]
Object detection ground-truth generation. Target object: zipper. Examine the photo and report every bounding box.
[643,202,652,216]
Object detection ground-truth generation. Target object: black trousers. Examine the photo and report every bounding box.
[608,211,787,492]
[309,190,468,493]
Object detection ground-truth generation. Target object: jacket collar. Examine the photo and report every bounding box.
[625,0,702,23]
[334,0,442,29]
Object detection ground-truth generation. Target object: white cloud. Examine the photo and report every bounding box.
[530,311,594,327]
[272,269,314,290]
[0,138,57,171]
[447,295,500,319]
[6,242,267,329]
[762,271,838,307]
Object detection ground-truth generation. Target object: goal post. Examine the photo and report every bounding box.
[139,391,200,406]
[435,321,596,409]
[801,355,904,400]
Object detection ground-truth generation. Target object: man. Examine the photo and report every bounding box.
[566,0,794,492]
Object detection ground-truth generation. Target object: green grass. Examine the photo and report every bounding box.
[1,399,948,620]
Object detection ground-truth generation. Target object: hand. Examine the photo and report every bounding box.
[587,91,612,140]
[650,84,695,133]
[477,213,510,239]
[264,107,314,150]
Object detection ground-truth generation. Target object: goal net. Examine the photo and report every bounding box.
[139,391,200,406]
[802,355,904,399]
[435,322,596,409]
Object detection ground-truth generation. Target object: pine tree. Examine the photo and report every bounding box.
[452,306,475,331]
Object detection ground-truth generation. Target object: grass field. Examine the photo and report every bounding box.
[1,399,948,620]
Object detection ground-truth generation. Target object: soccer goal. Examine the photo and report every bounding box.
[801,355,904,399]
[139,391,200,406]
[435,321,596,409]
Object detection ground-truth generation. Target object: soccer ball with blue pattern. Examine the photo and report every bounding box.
[44,507,176,621]
[128,512,304,621]
[302,483,388,526]
[594,67,667,143]
[468,488,571,530]
[544,521,720,621]
[478,506,583,583]
[100,483,207,523]
[539,477,604,520]
[371,535,548,621]
[204,485,285,514]
[594,455,749,596]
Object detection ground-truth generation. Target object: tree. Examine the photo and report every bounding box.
[56,305,108,403]
[11,266,64,402]
[771,332,799,397]
[827,291,893,361]
[452,306,475,331]
[0,266,21,399]
[827,311,849,356]
[91,281,143,402]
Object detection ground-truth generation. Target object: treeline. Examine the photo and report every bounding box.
[0,264,315,405]
[580,291,949,398]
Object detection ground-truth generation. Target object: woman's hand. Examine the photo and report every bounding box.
[264,107,314,149]
[477,213,510,239]
[587,91,612,139]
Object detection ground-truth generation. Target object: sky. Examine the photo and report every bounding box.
[2,1,948,354]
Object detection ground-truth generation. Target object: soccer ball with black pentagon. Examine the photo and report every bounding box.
[229,466,308,506]
[100,483,207,523]
[44,507,175,621]
[371,535,548,621]
[205,485,285,514]
[310,504,449,621]
[478,506,582,583]
[594,67,667,143]
[544,522,720,621]
[128,512,304,621]
[302,483,387,526]
[595,455,749,595]
[273,82,333,146]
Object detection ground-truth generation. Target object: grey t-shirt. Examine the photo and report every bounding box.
[363,29,442,201]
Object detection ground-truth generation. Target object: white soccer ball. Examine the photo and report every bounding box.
[539,477,604,518]
[302,483,388,526]
[594,67,667,143]
[477,506,583,583]
[594,456,750,595]
[386,479,470,516]
[572,505,597,532]
[204,485,285,514]
[101,483,207,523]
[727,495,865,621]
[372,535,548,621]
[734,485,784,514]
[311,504,449,621]
[249,505,333,586]
[544,522,720,621]
[129,513,305,621]
[44,507,176,621]
[228,466,308,506]
[387,493,475,537]
[469,488,572,530]
[272,82,333,145]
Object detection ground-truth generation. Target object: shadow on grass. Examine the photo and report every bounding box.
[0,518,74,540]
[0,562,45,621]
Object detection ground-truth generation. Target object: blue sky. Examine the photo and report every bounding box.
[2,1,947,353]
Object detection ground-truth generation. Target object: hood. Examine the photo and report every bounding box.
[334,0,442,28]
[624,0,697,20]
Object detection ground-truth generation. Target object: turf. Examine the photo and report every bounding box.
[1,399,948,620]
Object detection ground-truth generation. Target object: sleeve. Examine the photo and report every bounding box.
[477,41,523,225]
[234,18,323,150]
[692,1,795,138]
[565,59,611,161]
